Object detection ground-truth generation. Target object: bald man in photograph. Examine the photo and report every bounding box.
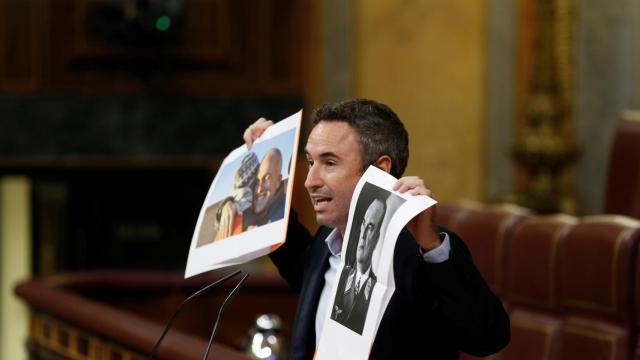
[244,148,286,229]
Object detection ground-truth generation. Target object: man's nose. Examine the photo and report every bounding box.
[304,164,322,191]
[256,179,265,192]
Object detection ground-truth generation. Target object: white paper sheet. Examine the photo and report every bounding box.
[315,166,437,359]
[184,111,302,278]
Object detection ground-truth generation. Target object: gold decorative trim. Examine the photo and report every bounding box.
[29,311,146,360]
[622,110,640,122]
[486,203,532,216]
[523,214,579,225]
[512,0,580,215]
[582,215,640,227]
[554,0,574,109]
[445,199,484,209]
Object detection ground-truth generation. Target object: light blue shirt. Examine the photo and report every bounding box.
[314,229,451,345]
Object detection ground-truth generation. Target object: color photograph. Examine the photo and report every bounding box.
[195,128,295,247]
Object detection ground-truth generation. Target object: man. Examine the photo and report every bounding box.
[244,99,509,359]
[331,197,385,334]
[218,148,286,235]
[243,147,286,228]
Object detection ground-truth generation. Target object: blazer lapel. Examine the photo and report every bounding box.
[343,269,357,312]
[289,234,331,359]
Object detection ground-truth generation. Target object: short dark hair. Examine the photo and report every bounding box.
[311,99,409,178]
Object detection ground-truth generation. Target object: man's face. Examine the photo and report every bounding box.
[304,121,364,234]
[254,152,282,214]
[356,200,384,272]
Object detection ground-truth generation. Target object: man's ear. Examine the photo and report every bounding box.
[374,155,393,174]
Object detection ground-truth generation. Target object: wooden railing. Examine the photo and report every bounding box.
[15,270,298,360]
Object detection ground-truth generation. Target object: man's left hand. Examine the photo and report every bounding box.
[393,176,441,252]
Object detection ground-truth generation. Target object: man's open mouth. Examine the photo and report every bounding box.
[313,196,332,206]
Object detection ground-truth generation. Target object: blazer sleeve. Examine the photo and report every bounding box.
[269,209,314,293]
[410,227,510,357]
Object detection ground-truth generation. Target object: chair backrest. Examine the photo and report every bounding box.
[557,216,640,360]
[604,111,640,219]
[435,199,482,230]
[636,242,640,360]
[505,215,577,310]
[499,215,577,360]
[633,241,640,360]
[452,203,531,295]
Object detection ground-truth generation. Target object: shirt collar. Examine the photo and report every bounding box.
[324,228,343,256]
[357,266,371,279]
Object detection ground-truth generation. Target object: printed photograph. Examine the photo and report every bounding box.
[195,128,295,247]
[330,182,405,334]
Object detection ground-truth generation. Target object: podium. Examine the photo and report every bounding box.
[15,271,298,360]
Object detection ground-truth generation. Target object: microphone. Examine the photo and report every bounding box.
[147,270,241,360]
[202,273,250,360]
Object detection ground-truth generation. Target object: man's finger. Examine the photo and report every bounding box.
[393,176,419,191]
[394,178,424,193]
[243,117,274,149]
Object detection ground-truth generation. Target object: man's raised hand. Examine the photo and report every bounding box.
[393,176,441,252]
[243,117,274,149]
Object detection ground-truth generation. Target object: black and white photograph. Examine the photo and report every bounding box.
[330,182,406,334]
[314,166,436,359]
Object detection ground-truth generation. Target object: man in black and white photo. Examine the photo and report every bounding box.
[331,195,386,334]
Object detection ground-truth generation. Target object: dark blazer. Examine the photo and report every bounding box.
[270,211,510,359]
[330,265,377,335]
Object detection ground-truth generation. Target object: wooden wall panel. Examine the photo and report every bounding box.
[0,0,43,92]
[0,0,310,95]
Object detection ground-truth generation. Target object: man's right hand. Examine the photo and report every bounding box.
[243,117,274,149]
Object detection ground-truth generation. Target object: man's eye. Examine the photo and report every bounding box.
[306,159,314,167]
[327,160,336,166]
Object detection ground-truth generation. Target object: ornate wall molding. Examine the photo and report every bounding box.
[509,0,581,214]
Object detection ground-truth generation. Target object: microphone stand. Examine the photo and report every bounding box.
[202,273,250,360]
[147,270,241,360]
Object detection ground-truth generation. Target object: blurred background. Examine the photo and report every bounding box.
[0,0,638,359]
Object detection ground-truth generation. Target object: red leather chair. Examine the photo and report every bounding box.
[604,111,640,219]
[450,203,531,296]
[435,199,482,230]
[557,216,640,360]
[500,215,577,360]
[439,202,530,360]
[635,240,640,360]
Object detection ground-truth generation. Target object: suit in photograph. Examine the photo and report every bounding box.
[330,265,377,334]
